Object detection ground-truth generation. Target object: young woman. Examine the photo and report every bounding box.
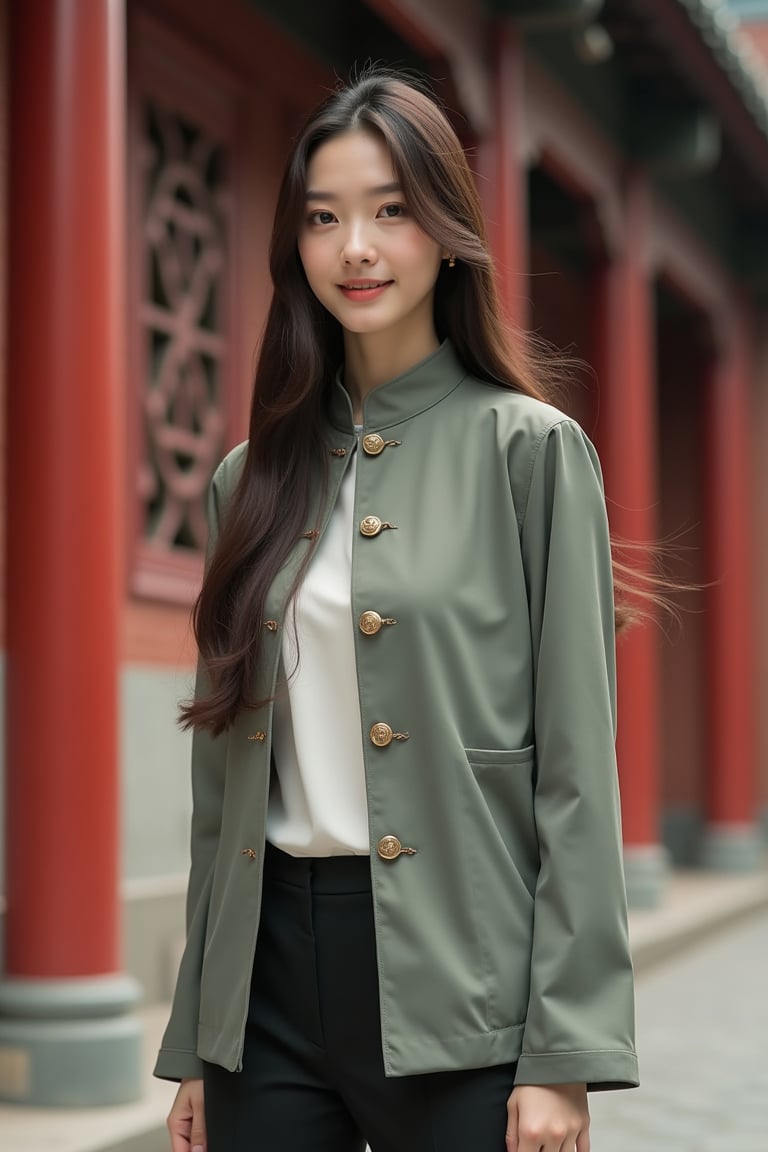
[155,69,639,1152]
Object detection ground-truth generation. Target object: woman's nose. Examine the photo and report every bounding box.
[341,221,377,265]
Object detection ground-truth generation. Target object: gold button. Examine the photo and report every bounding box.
[247,731,266,742]
[359,517,397,538]
[359,610,383,635]
[370,722,393,747]
[265,620,279,632]
[363,433,385,456]
[359,611,397,634]
[377,835,403,860]
[369,723,409,745]
[361,434,402,455]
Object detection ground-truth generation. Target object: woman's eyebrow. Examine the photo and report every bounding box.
[305,182,403,201]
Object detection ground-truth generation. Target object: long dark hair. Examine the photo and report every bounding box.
[181,68,639,736]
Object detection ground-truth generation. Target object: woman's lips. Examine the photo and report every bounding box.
[338,280,393,302]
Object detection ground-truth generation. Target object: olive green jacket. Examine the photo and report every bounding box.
[154,341,638,1090]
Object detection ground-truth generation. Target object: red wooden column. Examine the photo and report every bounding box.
[592,169,666,907]
[701,304,760,869]
[478,19,529,330]
[0,0,141,1105]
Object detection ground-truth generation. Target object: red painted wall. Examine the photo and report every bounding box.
[656,314,708,823]
[528,241,597,433]
[0,0,7,650]
[123,0,330,666]
[752,320,768,821]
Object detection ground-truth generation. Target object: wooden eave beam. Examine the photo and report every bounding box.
[627,0,768,193]
[487,0,603,25]
[363,0,493,133]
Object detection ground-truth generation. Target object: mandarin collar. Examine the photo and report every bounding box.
[327,340,467,433]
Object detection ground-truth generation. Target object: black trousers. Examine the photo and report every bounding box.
[204,842,517,1151]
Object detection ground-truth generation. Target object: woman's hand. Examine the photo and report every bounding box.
[506,1083,590,1152]
[167,1077,207,1152]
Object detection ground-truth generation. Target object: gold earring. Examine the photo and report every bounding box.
[448,254,456,268]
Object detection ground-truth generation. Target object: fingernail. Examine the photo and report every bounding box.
[193,1146,204,1152]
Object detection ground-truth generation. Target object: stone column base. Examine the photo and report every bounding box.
[0,973,142,1106]
[623,842,669,909]
[699,822,763,871]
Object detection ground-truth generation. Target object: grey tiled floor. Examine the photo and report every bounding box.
[589,911,768,1152]
[3,900,766,1151]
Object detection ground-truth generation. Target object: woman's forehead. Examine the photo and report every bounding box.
[305,130,397,198]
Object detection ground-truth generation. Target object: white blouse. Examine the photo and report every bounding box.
[266,437,370,856]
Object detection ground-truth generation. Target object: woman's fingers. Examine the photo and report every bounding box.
[506,1083,589,1152]
[505,1091,520,1151]
[190,1101,207,1152]
[166,1077,206,1152]
[575,1122,591,1152]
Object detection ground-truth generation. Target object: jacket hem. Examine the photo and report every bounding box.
[515,1048,639,1091]
[381,1021,526,1078]
[153,1045,205,1083]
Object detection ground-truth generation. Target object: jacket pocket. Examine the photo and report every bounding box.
[464,743,535,768]
[463,743,538,1032]
[464,742,539,902]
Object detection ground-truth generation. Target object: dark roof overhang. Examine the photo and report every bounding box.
[491,0,768,198]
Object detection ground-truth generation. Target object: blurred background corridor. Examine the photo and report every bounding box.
[0,0,767,1147]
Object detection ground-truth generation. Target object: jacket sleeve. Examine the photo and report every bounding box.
[515,418,639,1091]
[153,466,228,1083]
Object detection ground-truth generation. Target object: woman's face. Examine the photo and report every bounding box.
[298,129,445,343]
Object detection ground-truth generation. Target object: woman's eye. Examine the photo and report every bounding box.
[309,210,336,225]
[378,203,407,218]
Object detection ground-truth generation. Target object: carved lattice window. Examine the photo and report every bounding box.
[130,20,239,602]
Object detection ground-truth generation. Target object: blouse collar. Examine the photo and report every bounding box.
[327,340,468,433]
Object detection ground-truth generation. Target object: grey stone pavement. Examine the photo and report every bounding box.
[589,910,768,1152]
[2,868,767,1152]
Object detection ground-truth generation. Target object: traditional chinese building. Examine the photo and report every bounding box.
[1,0,767,1107]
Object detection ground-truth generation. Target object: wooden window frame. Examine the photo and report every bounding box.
[126,9,244,604]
